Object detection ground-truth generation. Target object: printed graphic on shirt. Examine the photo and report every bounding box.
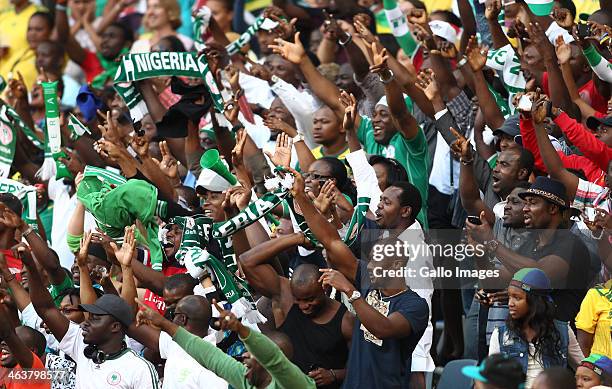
[361,290,390,346]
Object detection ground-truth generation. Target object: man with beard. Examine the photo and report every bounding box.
[21,240,159,388]
[239,242,354,389]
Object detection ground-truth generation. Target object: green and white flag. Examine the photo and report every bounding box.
[39,81,72,180]
[383,0,419,58]
[0,105,17,178]
[67,112,90,141]
[0,177,35,199]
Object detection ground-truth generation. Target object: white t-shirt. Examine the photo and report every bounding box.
[158,331,227,389]
[59,322,160,389]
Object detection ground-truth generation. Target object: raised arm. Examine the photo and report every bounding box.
[0,254,30,311]
[530,96,579,199]
[54,0,87,65]
[239,233,302,299]
[0,304,34,368]
[368,43,418,140]
[464,36,505,130]
[75,232,98,306]
[484,0,510,49]
[288,169,359,281]
[112,225,138,313]
[20,244,69,342]
[270,33,344,121]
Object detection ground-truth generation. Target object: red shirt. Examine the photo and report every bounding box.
[140,248,187,315]
[80,51,104,83]
[519,118,606,186]
[0,352,50,389]
[542,72,608,114]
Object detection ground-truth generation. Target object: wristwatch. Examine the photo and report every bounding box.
[347,290,361,303]
[292,133,305,143]
[378,69,394,84]
[338,32,352,46]
[484,239,500,254]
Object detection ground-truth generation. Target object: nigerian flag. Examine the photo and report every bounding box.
[383,0,419,57]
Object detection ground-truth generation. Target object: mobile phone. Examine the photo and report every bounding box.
[467,215,482,225]
[576,22,591,40]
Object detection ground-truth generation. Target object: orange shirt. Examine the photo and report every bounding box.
[0,352,50,389]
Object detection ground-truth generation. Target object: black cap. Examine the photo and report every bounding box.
[462,354,526,389]
[493,114,520,138]
[79,294,133,327]
[586,115,612,131]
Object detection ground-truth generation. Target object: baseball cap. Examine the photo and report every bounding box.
[462,354,526,389]
[79,294,134,327]
[586,116,612,131]
[493,115,521,138]
[580,354,612,381]
[428,20,457,43]
[509,268,552,299]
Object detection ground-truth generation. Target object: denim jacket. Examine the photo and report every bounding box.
[497,320,569,372]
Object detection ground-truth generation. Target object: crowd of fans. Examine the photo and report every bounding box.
[0,0,611,387]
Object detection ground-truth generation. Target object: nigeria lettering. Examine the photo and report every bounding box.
[129,52,203,74]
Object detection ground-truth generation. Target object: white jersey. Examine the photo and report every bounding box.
[58,322,159,389]
[158,331,228,389]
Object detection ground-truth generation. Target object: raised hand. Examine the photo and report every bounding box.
[313,180,337,215]
[284,166,305,197]
[95,138,128,161]
[526,22,554,59]
[268,14,297,40]
[263,116,298,137]
[223,99,240,125]
[407,8,428,26]
[369,42,389,74]
[110,225,136,268]
[97,110,121,144]
[246,58,272,82]
[269,32,306,65]
[222,185,251,211]
[58,148,85,177]
[465,35,488,72]
[551,7,574,29]
[318,268,354,294]
[154,141,179,180]
[6,71,27,105]
[130,133,150,158]
[484,0,502,21]
[135,298,168,329]
[224,64,241,95]
[264,132,293,167]
[531,93,551,125]
[438,40,458,59]
[554,35,572,65]
[353,19,377,45]
[212,299,244,333]
[340,91,358,132]
[415,69,439,101]
[231,128,248,170]
[0,204,25,231]
[449,126,472,161]
[76,231,93,268]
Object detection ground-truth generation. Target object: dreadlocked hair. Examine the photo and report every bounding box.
[505,293,563,365]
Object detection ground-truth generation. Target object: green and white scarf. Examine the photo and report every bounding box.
[0,101,43,149]
[39,81,72,180]
[113,51,224,122]
[0,177,38,231]
[0,105,18,178]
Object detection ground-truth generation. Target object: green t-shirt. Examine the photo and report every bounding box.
[357,116,429,230]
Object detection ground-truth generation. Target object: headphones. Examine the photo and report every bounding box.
[84,342,127,365]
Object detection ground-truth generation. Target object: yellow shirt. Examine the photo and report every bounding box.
[575,286,612,359]
[0,3,42,80]
[311,145,350,161]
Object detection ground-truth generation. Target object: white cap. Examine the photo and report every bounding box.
[195,168,232,193]
[429,20,457,43]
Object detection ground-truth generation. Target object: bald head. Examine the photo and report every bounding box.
[290,264,321,289]
[177,295,212,325]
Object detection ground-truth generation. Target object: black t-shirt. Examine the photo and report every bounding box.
[517,229,590,322]
[342,261,429,389]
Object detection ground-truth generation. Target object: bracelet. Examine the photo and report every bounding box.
[460,157,474,165]
[56,4,67,11]
[22,226,34,237]
[338,32,352,46]
[329,369,337,382]
[457,56,468,68]
[231,123,245,133]
[378,69,394,84]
